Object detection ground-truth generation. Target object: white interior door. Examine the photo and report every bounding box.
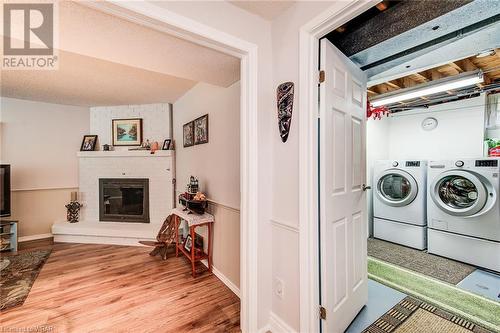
[319,38,368,333]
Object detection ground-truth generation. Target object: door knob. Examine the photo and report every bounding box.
[362,184,371,191]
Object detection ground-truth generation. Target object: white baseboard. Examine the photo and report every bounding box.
[258,325,271,333]
[201,259,240,298]
[53,234,152,246]
[18,233,53,242]
[269,312,297,333]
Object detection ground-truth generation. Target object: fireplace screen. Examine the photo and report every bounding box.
[99,178,149,223]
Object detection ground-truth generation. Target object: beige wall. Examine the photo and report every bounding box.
[1,97,89,190]
[173,81,240,209]
[270,2,339,329]
[203,202,240,288]
[11,188,76,238]
[173,81,240,289]
[1,97,89,238]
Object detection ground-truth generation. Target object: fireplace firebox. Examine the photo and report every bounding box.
[99,178,149,223]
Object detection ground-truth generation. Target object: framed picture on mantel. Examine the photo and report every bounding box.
[80,135,98,151]
[112,118,143,146]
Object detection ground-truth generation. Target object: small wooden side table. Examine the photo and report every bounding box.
[171,207,214,278]
[0,220,18,252]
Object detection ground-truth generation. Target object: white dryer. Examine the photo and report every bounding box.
[427,158,500,272]
[373,160,427,249]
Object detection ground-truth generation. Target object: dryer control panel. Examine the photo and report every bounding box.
[406,161,420,167]
[475,160,498,167]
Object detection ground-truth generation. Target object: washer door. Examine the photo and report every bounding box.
[431,170,487,216]
[376,170,418,207]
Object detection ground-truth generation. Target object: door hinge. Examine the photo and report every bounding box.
[319,306,327,320]
[319,70,325,83]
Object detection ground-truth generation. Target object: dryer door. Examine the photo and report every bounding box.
[431,170,487,216]
[376,169,418,207]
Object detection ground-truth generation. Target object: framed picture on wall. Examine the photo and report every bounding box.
[80,135,98,151]
[194,114,209,145]
[112,118,143,146]
[183,121,194,147]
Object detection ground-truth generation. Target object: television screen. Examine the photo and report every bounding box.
[1,165,11,217]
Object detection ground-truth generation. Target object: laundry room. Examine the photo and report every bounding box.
[363,47,500,333]
[319,1,500,331]
[366,50,500,263]
[360,50,500,332]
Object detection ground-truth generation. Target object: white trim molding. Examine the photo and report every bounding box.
[18,233,53,242]
[298,1,380,333]
[207,200,240,213]
[269,219,299,233]
[12,187,78,192]
[269,312,298,333]
[201,260,240,299]
[257,326,271,333]
[83,3,259,332]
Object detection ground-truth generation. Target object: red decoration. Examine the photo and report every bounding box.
[367,101,389,120]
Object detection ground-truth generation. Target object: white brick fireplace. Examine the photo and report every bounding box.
[52,150,175,245]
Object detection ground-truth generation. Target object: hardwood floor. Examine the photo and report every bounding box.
[0,243,240,333]
[17,237,54,251]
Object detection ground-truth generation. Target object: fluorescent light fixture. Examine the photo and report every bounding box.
[476,49,496,58]
[370,71,483,107]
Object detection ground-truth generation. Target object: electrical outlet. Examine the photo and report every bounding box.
[275,278,284,299]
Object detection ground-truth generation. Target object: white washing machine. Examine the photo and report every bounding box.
[373,160,427,250]
[427,158,500,272]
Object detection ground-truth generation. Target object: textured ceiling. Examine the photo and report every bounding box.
[0,1,240,106]
[1,51,197,107]
[229,1,295,20]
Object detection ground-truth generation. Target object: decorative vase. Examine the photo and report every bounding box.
[65,201,83,223]
[277,82,294,143]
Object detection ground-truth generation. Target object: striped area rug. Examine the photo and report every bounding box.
[362,296,493,333]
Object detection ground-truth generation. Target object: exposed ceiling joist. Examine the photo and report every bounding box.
[368,49,500,101]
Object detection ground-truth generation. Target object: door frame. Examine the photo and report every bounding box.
[79,2,259,332]
[298,1,379,332]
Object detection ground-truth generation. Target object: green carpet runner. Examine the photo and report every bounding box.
[368,257,500,333]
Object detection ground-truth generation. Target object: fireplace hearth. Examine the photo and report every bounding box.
[99,178,150,223]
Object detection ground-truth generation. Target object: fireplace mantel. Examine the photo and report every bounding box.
[77,150,173,158]
[53,150,174,245]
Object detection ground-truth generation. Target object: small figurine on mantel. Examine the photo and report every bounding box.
[65,191,82,223]
[142,139,151,149]
[128,139,160,152]
[102,144,113,151]
[150,141,160,154]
